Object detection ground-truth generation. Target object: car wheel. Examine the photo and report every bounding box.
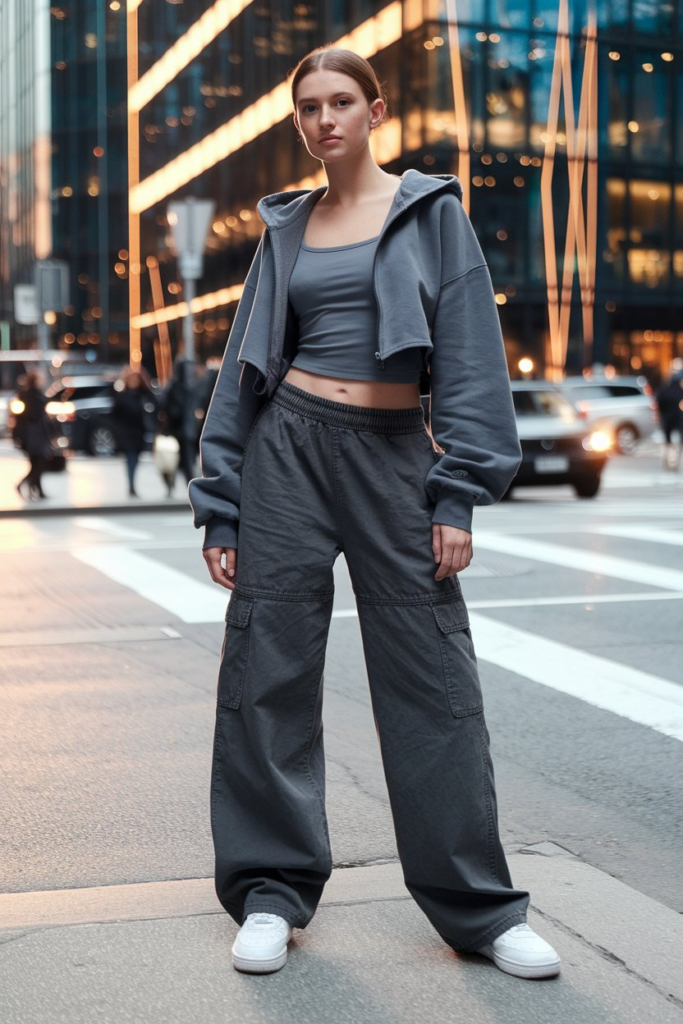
[573,472,601,499]
[615,422,639,455]
[88,424,117,457]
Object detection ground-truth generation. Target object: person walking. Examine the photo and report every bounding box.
[14,370,53,501]
[656,359,683,470]
[160,356,202,488]
[189,46,560,980]
[111,366,154,497]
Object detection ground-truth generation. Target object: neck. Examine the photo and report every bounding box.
[319,149,397,206]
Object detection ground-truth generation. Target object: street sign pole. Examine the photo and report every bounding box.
[34,260,69,374]
[166,198,215,444]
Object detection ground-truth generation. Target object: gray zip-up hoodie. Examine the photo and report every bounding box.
[189,169,521,550]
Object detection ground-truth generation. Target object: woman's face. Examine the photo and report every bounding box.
[293,69,384,164]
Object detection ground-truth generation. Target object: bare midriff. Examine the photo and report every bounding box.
[283,366,421,410]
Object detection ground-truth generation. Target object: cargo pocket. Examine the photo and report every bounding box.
[217,595,253,710]
[431,597,483,717]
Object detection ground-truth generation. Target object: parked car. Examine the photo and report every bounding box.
[508,382,612,498]
[41,375,157,457]
[557,375,658,454]
[41,376,120,455]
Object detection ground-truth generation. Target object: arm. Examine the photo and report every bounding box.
[425,208,521,535]
[188,237,267,551]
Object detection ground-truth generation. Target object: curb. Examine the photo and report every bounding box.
[0,500,189,519]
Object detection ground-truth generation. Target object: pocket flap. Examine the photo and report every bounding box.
[431,598,469,633]
[226,595,253,628]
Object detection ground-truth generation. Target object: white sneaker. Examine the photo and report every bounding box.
[231,912,293,974]
[477,922,561,979]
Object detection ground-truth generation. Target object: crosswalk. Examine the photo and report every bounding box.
[64,513,683,745]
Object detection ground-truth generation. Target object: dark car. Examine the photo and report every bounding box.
[509,382,612,498]
[43,375,158,456]
[43,376,119,456]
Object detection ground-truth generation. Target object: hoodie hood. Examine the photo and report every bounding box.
[256,169,463,229]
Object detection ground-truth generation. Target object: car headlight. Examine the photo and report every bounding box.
[583,430,613,452]
[45,401,77,420]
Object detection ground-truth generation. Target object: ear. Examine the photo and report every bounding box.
[369,96,385,130]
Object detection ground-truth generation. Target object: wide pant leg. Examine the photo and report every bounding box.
[211,380,529,947]
[335,419,530,952]
[210,399,340,928]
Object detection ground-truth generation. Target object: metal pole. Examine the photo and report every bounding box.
[182,274,195,366]
[37,317,50,379]
[182,274,197,445]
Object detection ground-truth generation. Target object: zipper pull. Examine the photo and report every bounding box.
[375,351,385,370]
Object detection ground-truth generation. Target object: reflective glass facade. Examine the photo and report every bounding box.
[127,1,683,381]
[0,0,128,359]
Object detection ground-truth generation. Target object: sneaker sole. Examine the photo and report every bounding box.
[486,952,561,979]
[232,949,288,974]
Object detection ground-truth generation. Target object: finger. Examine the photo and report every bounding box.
[434,540,454,580]
[432,524,442,564]
[225,548,237,581]
[203,548,232,590]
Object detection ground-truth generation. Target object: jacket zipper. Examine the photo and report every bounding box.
[372,204,408,370]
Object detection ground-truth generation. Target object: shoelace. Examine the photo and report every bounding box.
[506,923,532,936]
[247,913,283,927]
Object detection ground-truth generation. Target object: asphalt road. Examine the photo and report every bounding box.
[1,454,682,920]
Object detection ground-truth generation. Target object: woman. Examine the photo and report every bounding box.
[14,371,53,500]
[111,366,154,497]
[189,47,560,980]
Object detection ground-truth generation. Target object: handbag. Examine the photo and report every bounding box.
[44,450,67,473]
[153,433,181,475]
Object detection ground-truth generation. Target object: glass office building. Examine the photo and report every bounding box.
[126,0,681,383]
[0,0,128,361]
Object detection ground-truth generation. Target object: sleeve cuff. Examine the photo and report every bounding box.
[431,495,474,534]
[202,516,239,551]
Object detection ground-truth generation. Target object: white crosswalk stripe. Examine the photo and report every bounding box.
[469,613,683,742]
[475,532,683,591]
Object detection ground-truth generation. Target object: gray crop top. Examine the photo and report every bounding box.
[288,235,425,383]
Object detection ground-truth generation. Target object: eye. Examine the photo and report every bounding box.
[302,104,316,114]
[337,98,350,106]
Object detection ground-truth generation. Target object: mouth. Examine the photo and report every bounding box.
[319,136,341,144]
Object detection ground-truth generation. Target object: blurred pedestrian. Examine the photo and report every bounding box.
[13,370,53,501]
[159,357,200,487]
[189,47,560,980]
[111,366,155,497]
[656,358,683,470]
[193,355,221,426]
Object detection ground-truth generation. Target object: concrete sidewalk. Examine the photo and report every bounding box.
[2,845,682,1024]
[2,439,680,519]
[0,441,189,516]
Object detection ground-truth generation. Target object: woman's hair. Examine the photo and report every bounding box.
[290,47,389,132]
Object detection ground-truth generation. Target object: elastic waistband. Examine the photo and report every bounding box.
[272,380,426,435]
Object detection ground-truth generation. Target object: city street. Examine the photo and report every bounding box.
[1,454,682,1023]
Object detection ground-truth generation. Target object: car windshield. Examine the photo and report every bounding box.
[513,390,577,420]
[560,385,611,400]
[45,383,110,401]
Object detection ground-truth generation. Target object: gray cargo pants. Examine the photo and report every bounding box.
[211,379,530,953]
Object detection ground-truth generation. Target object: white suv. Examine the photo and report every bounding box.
[558,376,659,454]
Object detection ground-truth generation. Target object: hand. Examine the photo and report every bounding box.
[203,547,237,590]
[432,524,472,580]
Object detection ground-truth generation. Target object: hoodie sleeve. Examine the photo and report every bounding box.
[188,237,267,550]
[424,202,521,533]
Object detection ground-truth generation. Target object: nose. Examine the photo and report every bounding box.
[319,105,335,128]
